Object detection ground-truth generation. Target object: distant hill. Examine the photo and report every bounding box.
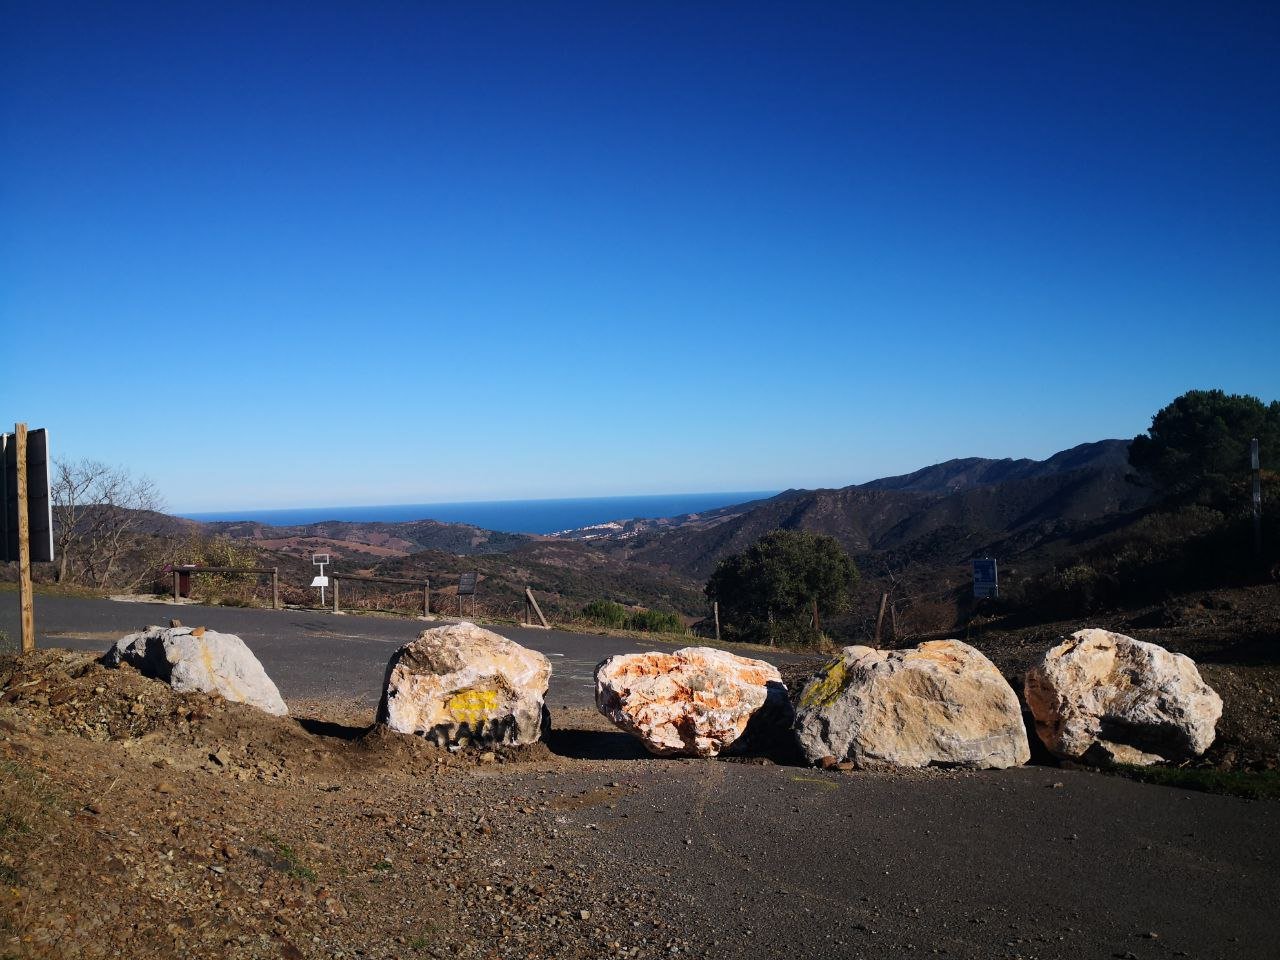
[202,518,530,564]
[860,440,1132,494]
[580,441,1149,579]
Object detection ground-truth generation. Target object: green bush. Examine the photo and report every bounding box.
[580,600,686,634]
[626,609,685,634]
[581,599,628,628]
[705,529,859,646]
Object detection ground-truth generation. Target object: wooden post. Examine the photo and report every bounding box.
[271,568,280,610]
[332,576,340,614]
[173,569,180,602]
[15,424,35,655]
[713,601,720,642]
[423,581,431,617]
[524,587,549,628]
[1252,438,1263,559]
[874,591,889,647]
[811,597,822,634]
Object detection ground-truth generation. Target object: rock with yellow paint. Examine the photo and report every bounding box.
[377,622,551,746]
[103,625,288,716]
[595,647,791,758]
[793,640,1028,769]
[1024,628,1222,766]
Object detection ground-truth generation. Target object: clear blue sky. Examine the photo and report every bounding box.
[2,2,1277,511]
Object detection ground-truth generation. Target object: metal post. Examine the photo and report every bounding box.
[423,581,430,617]
[332,576,340,614]
[713,601,720,642]
[15,424,35,655]
[272,568,280,610]
[173,569,180,602]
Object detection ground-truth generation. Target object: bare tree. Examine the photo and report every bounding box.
[52,459,164,588]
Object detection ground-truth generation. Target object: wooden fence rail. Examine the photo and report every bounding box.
[330,574,431,617]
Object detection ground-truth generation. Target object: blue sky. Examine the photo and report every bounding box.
[2,2,1277,511]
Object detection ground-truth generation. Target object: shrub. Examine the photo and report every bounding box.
[705,529,859,646]
[581,600,628,628]
[626,609,685,634]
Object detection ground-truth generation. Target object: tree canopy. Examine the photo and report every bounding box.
[705,529,858,645]
[1129,389,1280,505]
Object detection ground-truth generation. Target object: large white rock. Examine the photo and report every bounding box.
[794,640,1030,769]
[103,625,288,716]
[595,646,789,758]
[377,622,551,746]
[1023,628,1222,765]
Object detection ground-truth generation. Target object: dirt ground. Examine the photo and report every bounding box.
[1,650,713,960]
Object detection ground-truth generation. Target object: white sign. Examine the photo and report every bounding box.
[312,554,331,604]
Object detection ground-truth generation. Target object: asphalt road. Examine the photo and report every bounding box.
[5,591,1279,958]
[0,591,801,708]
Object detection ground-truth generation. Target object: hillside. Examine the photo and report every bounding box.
[860,439,1132,494]
[367,540,706,621]
[586,445,1149,580]
[202,518,531,564]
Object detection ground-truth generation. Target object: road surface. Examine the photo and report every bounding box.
[0,591,804,707]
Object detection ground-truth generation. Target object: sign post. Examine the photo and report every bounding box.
[457,572,477,617]
[312,553,330,607]
[972,558,998,600]
[2,424,54,655]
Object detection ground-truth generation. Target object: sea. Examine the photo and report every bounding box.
[182,491,777,536]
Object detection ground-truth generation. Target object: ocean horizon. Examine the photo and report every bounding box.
[181,491,778,535]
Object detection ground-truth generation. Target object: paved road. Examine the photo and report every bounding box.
[0,592,803,708]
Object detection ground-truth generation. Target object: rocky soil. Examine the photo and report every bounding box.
[0,651,701,960]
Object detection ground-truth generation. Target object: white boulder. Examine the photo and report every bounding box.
[377,622,551,746]
[794,640,1029,769]
[103,625,288,716]
[595,646,789,758]
[1023,628,1222,765]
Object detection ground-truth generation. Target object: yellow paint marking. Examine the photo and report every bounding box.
[447,689,499,722]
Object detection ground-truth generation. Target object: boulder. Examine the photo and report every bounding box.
[794,640,1029,769]
[595,646,790,757]
[377,622,551,746]
[103,625,288,716]
[1023,629,1222,765]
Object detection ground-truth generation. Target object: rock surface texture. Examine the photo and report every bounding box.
[1023,628,1222,765]
[103,625,288,716]
[794,640,1029,769]
[377,622,551,746]
[595,647,788,757]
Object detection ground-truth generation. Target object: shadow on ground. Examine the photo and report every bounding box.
[544,726,651,761]
[295,717,372,741]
